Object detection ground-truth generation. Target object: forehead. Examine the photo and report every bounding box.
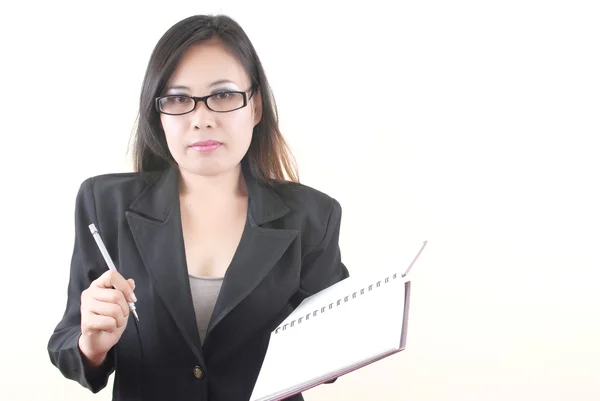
[167,39,250,89]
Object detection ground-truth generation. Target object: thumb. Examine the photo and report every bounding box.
[127,278,136,292]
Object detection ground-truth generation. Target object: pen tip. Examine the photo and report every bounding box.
[133,310,140,321]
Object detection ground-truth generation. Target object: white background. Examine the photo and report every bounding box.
[1,1,599,400]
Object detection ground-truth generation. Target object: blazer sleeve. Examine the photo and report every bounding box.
[297,197,350,299]
[47,178,116,393]
[294,198,350,386]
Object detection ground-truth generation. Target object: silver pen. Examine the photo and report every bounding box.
[88,223,139,321]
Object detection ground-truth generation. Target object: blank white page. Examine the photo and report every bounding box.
[250,271,409,401]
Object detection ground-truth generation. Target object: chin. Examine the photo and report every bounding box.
[180,160,241,177]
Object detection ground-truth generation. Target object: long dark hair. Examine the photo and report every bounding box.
[132,15,298,184]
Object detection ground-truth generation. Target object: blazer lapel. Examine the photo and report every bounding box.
[206,163,299,335]
[124,162,299,354]
[125,167,203,362]
[206,223,298,335]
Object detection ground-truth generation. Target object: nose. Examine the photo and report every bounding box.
[190,99,216,129]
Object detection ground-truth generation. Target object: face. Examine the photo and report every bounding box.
[159,38,261,177]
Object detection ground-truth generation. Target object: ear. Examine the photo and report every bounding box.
[251,89,263,126]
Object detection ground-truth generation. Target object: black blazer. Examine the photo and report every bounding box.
[47,163,350,401]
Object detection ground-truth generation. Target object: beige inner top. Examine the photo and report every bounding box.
[188,274,224,344]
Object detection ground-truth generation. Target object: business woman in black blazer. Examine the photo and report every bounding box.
[47,15,349,401]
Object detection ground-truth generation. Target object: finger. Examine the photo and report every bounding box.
[93,270,137,303]
[86,288,129,318]
[86,300,127,328]
[127,278,135,292]
[82,312,119,333]
[92,269,124,289]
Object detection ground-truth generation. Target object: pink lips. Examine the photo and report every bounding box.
[190,140,222,153]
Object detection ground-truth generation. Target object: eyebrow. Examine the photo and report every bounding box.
[165,80,237,92]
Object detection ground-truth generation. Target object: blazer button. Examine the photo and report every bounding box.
[193,366,204,379]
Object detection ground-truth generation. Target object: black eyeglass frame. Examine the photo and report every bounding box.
[154,89,255,115]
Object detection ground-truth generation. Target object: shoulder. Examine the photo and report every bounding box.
[74,171,162,218]
[270,181,342,248]
[77,171,159,200]
[79,171,149,193]
[272,180,340,216]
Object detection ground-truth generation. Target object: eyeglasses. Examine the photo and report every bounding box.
[155,90,254,115]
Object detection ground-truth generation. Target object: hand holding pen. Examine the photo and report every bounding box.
[77,224,139,368]
[88,224,139,321]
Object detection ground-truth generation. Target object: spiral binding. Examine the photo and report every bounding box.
[274,272,401,335]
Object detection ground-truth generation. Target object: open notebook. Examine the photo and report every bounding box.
[249,240,428,401]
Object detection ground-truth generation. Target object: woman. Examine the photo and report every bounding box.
[47,14,349,401]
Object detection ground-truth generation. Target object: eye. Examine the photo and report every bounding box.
[213,91,234,100]
[170,96,190,103]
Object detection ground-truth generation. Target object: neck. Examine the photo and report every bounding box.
[178,164,247,201]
